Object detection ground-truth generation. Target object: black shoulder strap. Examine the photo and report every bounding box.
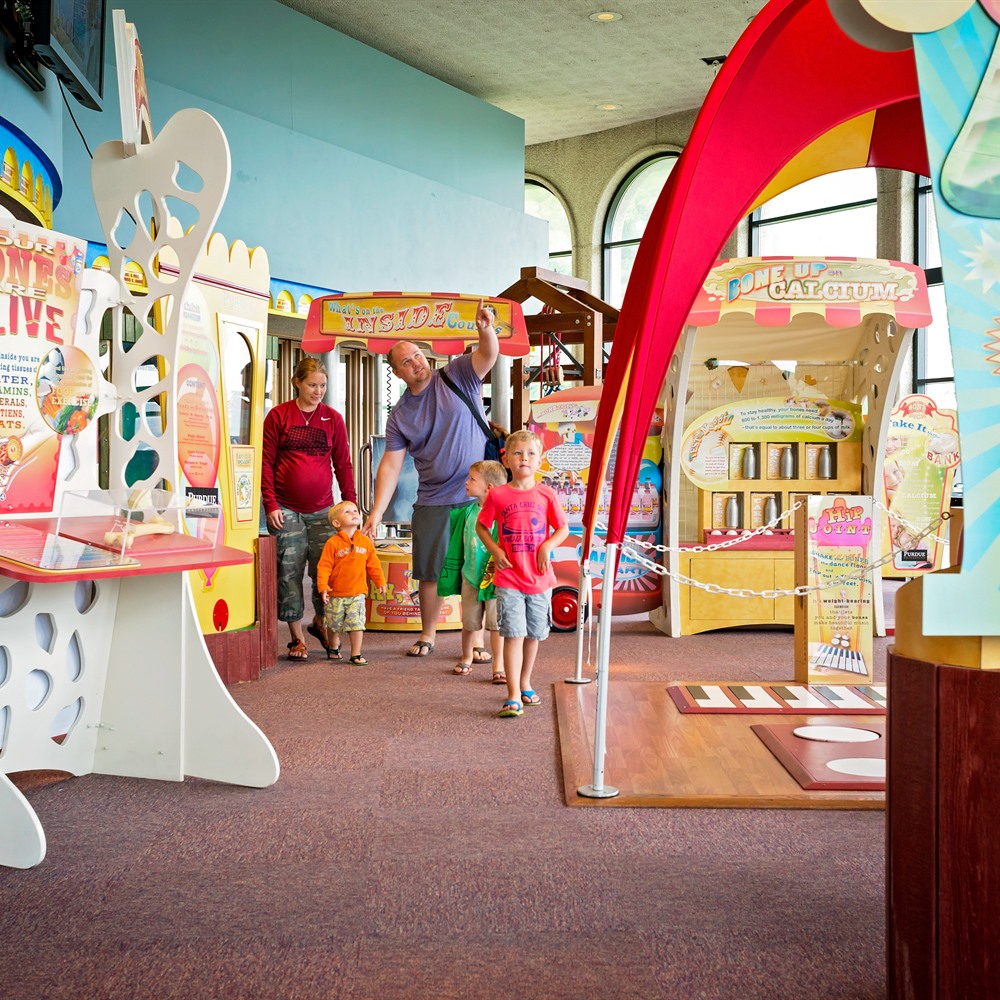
[438,367,492,439]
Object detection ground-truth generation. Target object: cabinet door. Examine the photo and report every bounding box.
[688,555,776,621]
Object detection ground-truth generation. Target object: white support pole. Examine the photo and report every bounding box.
[566,563,593,684]
[578,541,619,799]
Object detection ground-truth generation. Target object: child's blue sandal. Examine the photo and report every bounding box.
[499,700,523,718]
[521,690,541,706]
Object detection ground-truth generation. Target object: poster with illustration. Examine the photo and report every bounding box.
[230,444,255,523]
[0,221,87,514]
[173,283,223,559]
[881,395,959,575]
[797,496,874,685]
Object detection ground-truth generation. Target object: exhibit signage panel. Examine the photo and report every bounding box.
[0,220,88,513]
[795,495,875,685]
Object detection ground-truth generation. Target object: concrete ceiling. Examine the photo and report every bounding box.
[277,0,768,145]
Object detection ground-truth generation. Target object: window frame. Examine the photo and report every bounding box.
[524,178,573,275]
[748,168,879,257]
[601,153,679,305]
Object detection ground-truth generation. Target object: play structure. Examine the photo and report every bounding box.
[577,1,1000,995]
[0,15,278,868]
[527,383,663,629]
[499,267,665,628]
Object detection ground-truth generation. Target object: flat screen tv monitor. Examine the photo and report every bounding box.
[32,0,107,111]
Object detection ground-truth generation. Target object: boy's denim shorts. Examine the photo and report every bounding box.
[495,587,552,640]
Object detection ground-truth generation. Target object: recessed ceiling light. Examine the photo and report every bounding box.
[597,103,622,111]
[589,11,622,22]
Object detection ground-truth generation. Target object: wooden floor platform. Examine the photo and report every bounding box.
[554,679,886,809]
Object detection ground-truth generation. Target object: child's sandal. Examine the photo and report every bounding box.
[492,670,507,685]
[327,646,342,661]
[521,689,541,706]
[348,654,368,665]
[453,662,472,676]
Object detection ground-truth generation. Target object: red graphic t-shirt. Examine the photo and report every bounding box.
[478,482,568,594]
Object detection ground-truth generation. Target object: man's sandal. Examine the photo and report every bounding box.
[499,700,523,718]
[286,640,308,661]
[348,654,368,665]
[453,662,472,676]
[492,670,507,685]
[472,646,493,663]
[521,689,541,706]
[406,640,434,657]
[306,622,330,652]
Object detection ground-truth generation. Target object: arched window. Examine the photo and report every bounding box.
[602,154,678,307]
[750,167,878,257]
[524,180,573,275]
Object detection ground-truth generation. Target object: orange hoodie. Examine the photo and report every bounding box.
[316,530,386,598]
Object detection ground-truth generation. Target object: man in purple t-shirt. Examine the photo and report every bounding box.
[362,302,498,657]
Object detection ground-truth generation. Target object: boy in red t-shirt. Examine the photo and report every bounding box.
[476,430,570,717]
[317,501,386,665]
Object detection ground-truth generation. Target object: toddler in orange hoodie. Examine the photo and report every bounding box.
[316,500,386,664]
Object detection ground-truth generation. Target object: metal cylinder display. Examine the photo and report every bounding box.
[741,444,757,479]
[724,496,740,528]
[779,445,795,479]
[764,495,779,524]
[817,444,833,479]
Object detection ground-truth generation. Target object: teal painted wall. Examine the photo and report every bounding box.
[5,0,545,294]
[0,64,63,198]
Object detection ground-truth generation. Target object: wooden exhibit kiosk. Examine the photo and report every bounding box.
[0,21,278,868]
[654,256,931,637]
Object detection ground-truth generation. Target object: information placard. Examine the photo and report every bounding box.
[795,496,875,684]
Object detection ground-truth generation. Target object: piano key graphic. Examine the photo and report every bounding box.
[686,685,738,709]
[847,649,869,675]
[728,684,783,711]
[810,643,840,668]
[814,685,877,710]
[772,685,832,710]
[855,684,888,708]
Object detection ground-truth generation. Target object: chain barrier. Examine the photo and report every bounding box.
[871,497,949,546]
[590,501,950,601]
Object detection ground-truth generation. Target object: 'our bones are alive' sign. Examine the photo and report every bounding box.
[0,221,88,513]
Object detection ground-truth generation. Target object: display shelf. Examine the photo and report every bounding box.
[675,395,865,636]
[698,437,861,534]
[56,487,221,561]
[702,528,795,550]
[0,522,140,573]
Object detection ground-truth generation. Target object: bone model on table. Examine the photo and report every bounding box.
[103,488,176,549]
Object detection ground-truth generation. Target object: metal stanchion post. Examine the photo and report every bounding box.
[566,564,593,684]
[578,541,619,799]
